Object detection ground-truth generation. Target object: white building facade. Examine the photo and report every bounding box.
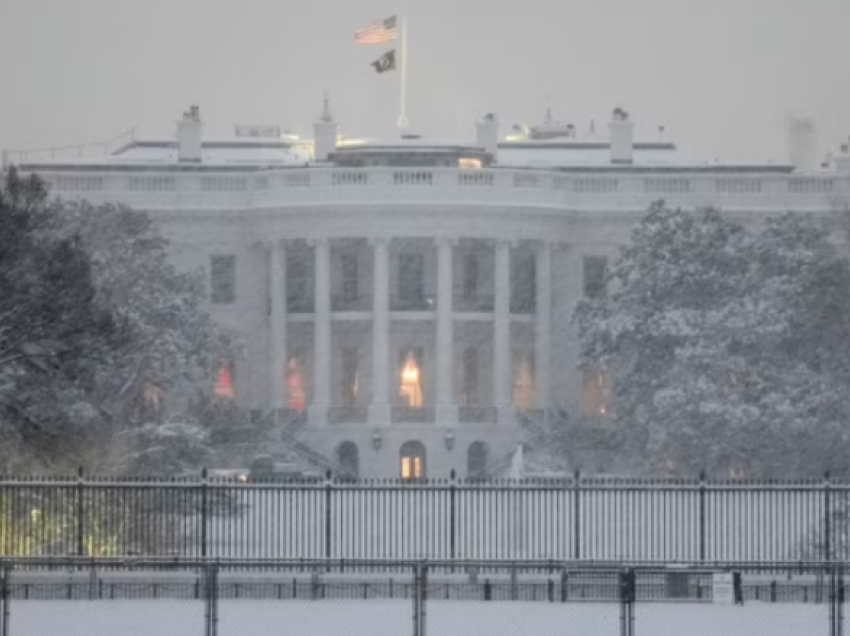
[7,105,850,479]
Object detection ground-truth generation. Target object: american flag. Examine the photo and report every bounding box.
[354,15,398,44]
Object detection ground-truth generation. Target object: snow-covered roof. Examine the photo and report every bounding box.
[109,139,312,166]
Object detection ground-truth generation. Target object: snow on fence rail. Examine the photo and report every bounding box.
[1,475,848,563]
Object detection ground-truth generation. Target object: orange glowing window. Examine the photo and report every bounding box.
[582,369,609,416]
[399,351,422,407]
[512,353,536,409]
[401,456,422,480]
[214,364,235,399]
[287,356,307,412]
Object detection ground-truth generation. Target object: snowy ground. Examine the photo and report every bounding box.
[5,599,828,636]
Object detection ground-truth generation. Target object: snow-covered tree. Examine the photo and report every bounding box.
[0,170,235,473]
[574,202,850,477]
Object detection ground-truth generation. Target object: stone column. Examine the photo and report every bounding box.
[535,241,552,409]
[436,237,457,425]
[309,238,330,426]
[269,240,287,411]
[369,238,391,426]
[493,240,513,425]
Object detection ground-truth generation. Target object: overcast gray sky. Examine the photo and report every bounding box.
[1,0,848,162]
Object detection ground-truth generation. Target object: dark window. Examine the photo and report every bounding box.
[510,252,536,313]
[583,256,608,298]
[341,253,359,302]
[462,348,479,406]
[287,251,314,311]
[463,254,479,301]
[211,255,236,304]
[341,347,359,407]
[398,253,424,303]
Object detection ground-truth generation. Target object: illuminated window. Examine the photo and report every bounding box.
[400,441,427,480]
[287,356,307,411]
[582,369,609,416]
[215,364,235,399]
[399,350,423,407]
[458,158,482,169]
[512,352,536,409]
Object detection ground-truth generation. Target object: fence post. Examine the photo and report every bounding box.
[619,568,636,636]
[449,470,457,565]
[200,468,209,558]
[76,466,85,557]
[699,470,707,562]
[573,470,581,560]
[325,471,333,561]
[203,563,219,636]
[0,565,9,636]
[825,471,832,563]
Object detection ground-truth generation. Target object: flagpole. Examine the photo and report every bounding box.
[398,15,409,132]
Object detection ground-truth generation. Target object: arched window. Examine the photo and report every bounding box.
[399,441,427,480]
[467,442,489,479]
[336,442,359,479]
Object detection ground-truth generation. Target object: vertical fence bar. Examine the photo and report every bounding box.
[76,467,85,557]
[699,471,706,562]
[825,472,832,563]
[200,469,208,558]
[573,470,581,560]
[203,563,219,636]
[449,470,457,565]
[325,471,333,561]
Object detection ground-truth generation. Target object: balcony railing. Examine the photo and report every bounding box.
[331,294,373,312]
[328,407,368,424]
[287,296,315,313]
[458,407,498,424]
[454,295,495,313]
[390,296,436,312]
[391,407,436,424]
[23,166,848,214]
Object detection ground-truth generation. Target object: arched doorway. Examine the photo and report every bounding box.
[337,441,359,479]
[467,442,489,479]
[399,441,427,480]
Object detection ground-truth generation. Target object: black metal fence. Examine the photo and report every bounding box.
[2,471,850,564]
[0,558,847,636]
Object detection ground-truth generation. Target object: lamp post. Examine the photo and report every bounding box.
[372,428,383,452]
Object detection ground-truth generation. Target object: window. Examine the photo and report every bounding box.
[398,253,425,304]
[286,354,307,411]
[210,255,236,304]
[511,252,536,313]
[462,254,479,301]
[462,348,479,406]
[341,253,359,302]
[341,347,359,407]
[400,441,427,480]
[399,348,424,407]
[287,251,313,312]
[512,351,536,409]
[582,369,609,416]
[583,256,608,298]
[215,363,235,399]
[458,158,482,169]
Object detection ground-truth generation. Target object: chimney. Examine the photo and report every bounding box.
[177,105,203,162]
[836,140,850,175]
[313,94,339,163]
[788,114,818,173]
[608,108,635,164]
[476,113,500,158]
